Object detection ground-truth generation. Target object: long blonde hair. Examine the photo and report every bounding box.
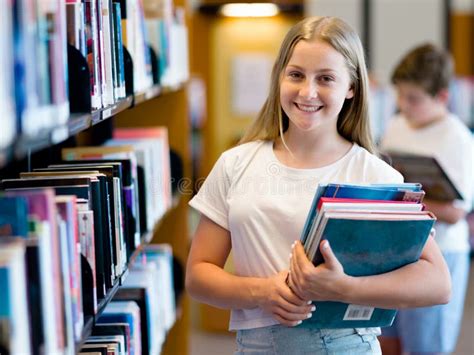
[239,16,375,153]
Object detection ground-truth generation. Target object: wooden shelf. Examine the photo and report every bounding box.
[134,85,162,106]
[0,84,189,169]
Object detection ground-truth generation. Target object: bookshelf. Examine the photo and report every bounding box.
[0,0,191,352]
[114,85,191,355]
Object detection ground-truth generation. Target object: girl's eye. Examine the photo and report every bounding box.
[319,75,334,82]
[288,72,303,79]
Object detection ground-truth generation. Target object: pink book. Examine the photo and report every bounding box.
[56,195,84,341]
[113,127,172,209]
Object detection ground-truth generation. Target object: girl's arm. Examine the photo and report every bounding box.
[288,236,451,309]
[186,215,314,326]
[423,198,466,224]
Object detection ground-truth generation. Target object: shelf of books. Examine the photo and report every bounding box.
[0,0,190,353]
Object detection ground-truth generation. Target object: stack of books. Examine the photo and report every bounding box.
[300,183,436,328]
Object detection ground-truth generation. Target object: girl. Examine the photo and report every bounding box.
[186,17,450,354]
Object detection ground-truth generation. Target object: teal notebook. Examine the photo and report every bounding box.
[300,183,424,247]
[302,213,435,328]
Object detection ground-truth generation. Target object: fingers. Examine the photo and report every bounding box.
[278,293,314,314]
[273,306,313,325]
[291,241,310,271]
[289,241,313,297]
[319,240,342,271]
[273,314,303,327]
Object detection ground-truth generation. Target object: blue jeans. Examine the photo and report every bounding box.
[235,325,381,354]
[381,251,469,353]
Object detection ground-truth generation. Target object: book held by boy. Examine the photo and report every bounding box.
[386,151,463,201]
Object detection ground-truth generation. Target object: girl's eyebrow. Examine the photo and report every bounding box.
[285,64,337,74]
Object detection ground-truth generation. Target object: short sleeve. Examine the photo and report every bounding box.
[189,154,231,230]
[449,134,473,212]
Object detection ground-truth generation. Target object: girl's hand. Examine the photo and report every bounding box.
[288,240,349,302]
[258,270,315,327]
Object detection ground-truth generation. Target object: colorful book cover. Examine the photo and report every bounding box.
[0,195,29,237]
[301,183,426,246]
[4,189,65,353]
[303,213,435,328]
[98,300,142,355]
[84,0,102,109]
[56,195,84,341]
[112,2,126,99]
[78,208,98,313]
[0,239,31,354]
[0,0,16,149]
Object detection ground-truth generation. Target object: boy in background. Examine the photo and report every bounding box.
[379,43,473,355]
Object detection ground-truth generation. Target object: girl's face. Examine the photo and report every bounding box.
[280,39,354,134]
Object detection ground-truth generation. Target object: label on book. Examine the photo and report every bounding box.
[343,305,374,321]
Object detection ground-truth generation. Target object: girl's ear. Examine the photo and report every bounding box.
[346,85,354,99]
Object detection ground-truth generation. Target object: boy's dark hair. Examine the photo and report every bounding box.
[391,43,454,97]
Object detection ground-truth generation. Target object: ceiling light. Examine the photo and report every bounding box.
[220,3,280,18]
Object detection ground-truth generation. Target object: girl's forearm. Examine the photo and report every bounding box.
[340,258,451,309]
[186,262,267,310]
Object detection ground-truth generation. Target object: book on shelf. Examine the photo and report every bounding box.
[385,151,463,201]
[86,337,122,354]
[61,146,141,247]
[47,160,140,257]
[79,343,109,354]
[0,0,16,150]
[98,301,142,355]
[114,288,150,354]
[22,169,127,279]
[77,204,98,313]
[2,175,113,298]
[66,1,87,58]
[300,183,435,328]
[83,0,102,109]
[108,127,172,228]
[86,335,125,354]
[41,0,70,126]
[111,2,126,99]
[138,244,176,331]
[33,167,127,276]
[1,189,66,353]
[0,238,31,355]
[92,322,131,354]
[112,126,172,213]
[56,194,84,343]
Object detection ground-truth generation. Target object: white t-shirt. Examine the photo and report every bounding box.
[189,140,403,330]
[380,113,473,253]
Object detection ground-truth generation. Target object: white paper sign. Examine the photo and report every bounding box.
[231,53,273,116]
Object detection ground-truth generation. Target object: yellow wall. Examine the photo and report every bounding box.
[206,16,298,173]
[451,12,474,76]
[190,13,300,333]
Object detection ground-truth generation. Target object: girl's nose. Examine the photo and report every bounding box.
[299,80,318,99]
